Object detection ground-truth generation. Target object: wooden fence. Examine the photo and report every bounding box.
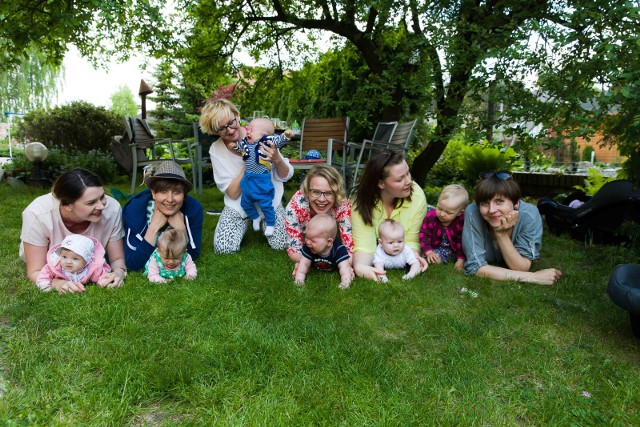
[513,172,587,197]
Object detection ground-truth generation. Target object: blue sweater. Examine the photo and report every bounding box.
[122,189,204,271]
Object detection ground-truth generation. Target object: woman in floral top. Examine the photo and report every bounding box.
[284,165,353,267]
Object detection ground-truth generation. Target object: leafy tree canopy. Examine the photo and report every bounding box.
[182,0,640,185]
[0,0,180,72]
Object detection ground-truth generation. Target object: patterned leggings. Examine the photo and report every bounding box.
[213,205,288,254]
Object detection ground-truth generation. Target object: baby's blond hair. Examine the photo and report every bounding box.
[439,184,469,210]
[377,218,404,240]
[157,229,188,259]
[305,213,338,240]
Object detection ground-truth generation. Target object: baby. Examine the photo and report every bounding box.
[419,184,469,270]
[36,234,111,292]
[236,118,296,237]
[294,213,352,289]
[373,219,422,282]
[146,229,197,283]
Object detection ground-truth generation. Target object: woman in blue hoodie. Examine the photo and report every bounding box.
[122,161,203,271]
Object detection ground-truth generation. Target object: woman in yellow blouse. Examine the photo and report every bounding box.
[350,152,428,280]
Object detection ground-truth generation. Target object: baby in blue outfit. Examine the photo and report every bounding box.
[235,118,295,236]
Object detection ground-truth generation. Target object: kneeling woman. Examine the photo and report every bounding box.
[123,161,203,271]
[462,171,562,285]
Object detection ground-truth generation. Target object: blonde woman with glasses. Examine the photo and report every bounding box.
[199,99,294,253]
[461,171,562,285]
[284,165,354,269]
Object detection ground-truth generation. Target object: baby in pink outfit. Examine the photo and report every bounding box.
[36,234,111,292]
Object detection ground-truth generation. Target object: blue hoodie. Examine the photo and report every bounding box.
[122,189,204,271]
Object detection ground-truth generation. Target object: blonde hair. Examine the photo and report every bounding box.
[250,118,275,138]
[300,164,347,207]
[439,184,469,210]
[305,213,338,240]
[377,218,404,240]
[157,229,188,258]
[199,99,239,135]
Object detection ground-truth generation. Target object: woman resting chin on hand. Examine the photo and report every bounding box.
[461,171,562,285]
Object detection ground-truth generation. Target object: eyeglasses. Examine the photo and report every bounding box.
[479,171,512,180]
[309,189,335,199]
[216,118,238,134]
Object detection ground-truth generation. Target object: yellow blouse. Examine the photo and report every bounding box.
[351,181,428,255]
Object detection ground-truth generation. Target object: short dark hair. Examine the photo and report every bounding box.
[52,168,103,205]
[148,178,187,194]
[474,175,521,204]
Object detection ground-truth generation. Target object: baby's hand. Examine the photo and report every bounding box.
[284,129,296,138]
[185,274,197,280]
[339,280,350,290]
[402,271,418,280]
[425,250,441,264]
[455,259,465,271]
[377,274,389,283]
[294,276,305,287]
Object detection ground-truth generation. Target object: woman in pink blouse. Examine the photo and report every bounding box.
[284,165,353,267]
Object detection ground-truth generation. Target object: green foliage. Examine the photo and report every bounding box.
[109,86,138,117]
[574,167,615,196]
[0,0,177,72]
[2,148,119,184]
[582,146,595,162]
[424,137,467,187]
[459,142,518,184]
[0,47,59,113]
[15,101,122,151]
[149,61,203,139]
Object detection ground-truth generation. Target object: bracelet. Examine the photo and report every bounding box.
[114,267,127,278]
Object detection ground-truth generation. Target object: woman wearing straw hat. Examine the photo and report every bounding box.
[122,161,204,271]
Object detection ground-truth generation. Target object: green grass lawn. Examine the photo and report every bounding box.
[1,181,639,425]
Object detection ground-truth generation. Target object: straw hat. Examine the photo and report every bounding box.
[144,161,193,192]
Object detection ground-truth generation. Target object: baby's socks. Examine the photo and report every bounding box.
[264,225,275,237]
[252,217,261,231]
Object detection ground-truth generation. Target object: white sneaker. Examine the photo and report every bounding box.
[252,217,261,231]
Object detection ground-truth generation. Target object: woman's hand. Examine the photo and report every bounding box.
[149,208,169,232]
[414,250,429,272]
[531,268,563,285]
[496,210,519,233]
[52,278,85,294]
[167,210,186,231]
[259,140,282,164]
[97,270,125,288]
[354,264,386,281]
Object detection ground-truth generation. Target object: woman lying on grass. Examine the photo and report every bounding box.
[461,171,562,285]
[20,168,127,293]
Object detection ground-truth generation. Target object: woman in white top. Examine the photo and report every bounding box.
[199,99,294,253]
[20,168,127,293]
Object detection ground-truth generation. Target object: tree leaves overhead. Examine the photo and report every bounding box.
[0,0,178,71]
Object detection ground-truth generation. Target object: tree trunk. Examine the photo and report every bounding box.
[411,137,447,187]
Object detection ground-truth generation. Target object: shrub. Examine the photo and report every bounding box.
[582,145,595,162]
[15,101,122,151]
[2,148,118,184]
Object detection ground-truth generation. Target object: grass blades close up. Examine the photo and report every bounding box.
[1,182,639,425]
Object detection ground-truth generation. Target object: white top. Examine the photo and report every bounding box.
[20,193,124,260]
[373,245,419,269]
[209,137,293,218]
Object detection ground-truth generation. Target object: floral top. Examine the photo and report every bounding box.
[284,190,354,258]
